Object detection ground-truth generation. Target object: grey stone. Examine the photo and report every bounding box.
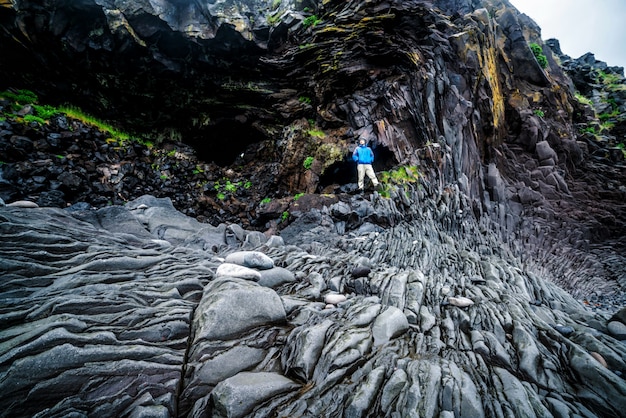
[607,321,626,340]
[264,235,285,248]
[351,265,371,278]
[224,250,275,270]
[283,319,333,381]
[372,306,409,346]
[258,266,296,288]
[211,372,299,418]
[215,262,262,281]
[193,278,286,341]
[345,366,386,418]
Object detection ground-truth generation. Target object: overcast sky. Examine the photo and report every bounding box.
[509,0,626,70]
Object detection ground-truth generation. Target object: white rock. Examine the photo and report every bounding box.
[441,285,451,295]
[7,200,39,208]
[150,239,172,248]
[448,296,474,307]
[324,293,347,305]
[216,263,262,281]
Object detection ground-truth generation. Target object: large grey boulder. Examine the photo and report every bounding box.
[211,372,299,418]
[192,278,287,342]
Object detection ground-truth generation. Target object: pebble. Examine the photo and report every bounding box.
[216,263,262,281]
[448,296,474,307]
[225,251,274,270]
[351,265,371,278]
[325,293,347,305]
[552,324,574,337]
[590,352,608,368]
[7,200,39,208]
[607,321,626,340]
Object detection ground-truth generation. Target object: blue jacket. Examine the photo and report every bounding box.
[353,144,374,164]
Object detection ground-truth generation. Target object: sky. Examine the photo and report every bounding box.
[509,0,626,69]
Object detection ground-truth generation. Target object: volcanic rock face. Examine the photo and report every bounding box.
[2,0,625,253]
[1,195,625,417]
[1,0,626,416]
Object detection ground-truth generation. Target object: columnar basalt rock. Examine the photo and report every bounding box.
[1,195,625,417]
[0,0,625,416]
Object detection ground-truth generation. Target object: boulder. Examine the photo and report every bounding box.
[372,306,409,346]
[211,372,299,418]
[193,278,286,341]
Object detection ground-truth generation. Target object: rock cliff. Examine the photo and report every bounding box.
[0,0,625,417]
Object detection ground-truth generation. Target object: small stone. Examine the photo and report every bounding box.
[324,293,347,305]
[351,265,371,278]
[448,296,474,307]
[552,324,574,337]
[216,263,262,281]
[590,352,608,368]
[607,321,626,340]
[7,200,39,208]
[225,251,275,270]
[257,267,296,288]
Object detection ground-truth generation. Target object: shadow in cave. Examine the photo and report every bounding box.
[318,144,397,191]
[188,120,265,166]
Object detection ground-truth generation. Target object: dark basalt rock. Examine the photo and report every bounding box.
[0,0,625,416]
[1,194,625,417]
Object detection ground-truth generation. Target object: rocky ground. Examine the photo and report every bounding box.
[1,0,625,416]
[1,192,625,417]
[0,100,289,230]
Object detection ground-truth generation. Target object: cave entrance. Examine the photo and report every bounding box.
[189,119,265,167]
[318,143,397,190]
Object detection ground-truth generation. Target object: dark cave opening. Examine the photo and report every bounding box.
[189,120,266,167]
[318,144,398,190]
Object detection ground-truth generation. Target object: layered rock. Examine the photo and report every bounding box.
[1,194,625,417]
[0,0,625,416]
[1,0,625,284]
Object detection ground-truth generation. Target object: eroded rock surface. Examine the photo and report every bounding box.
[1,194,625,417]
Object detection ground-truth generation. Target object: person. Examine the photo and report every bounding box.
[352,139,379,192]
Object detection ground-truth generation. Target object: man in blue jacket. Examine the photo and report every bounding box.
[352,139,380,192]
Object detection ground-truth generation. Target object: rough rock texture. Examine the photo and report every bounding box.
[1,0,624,250]
[1,194,625,417]
[0,0,625,416]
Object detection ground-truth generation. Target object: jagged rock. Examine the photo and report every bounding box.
[372,306,409,346]
[1,192,625,417]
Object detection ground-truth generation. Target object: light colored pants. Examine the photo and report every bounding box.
[357,164,379,190]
